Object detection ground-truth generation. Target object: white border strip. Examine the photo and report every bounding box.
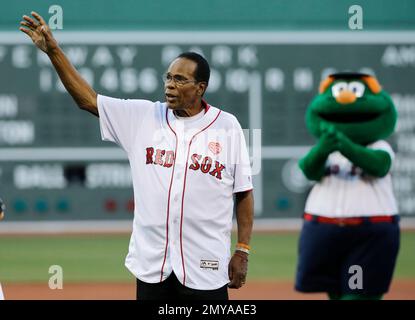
[0,147,127,161]
[0,146,311,161]
[2,31,415,44]
[250,72,263,214]
[1,218,415,234]
[0,220,132,234]
[262,146,311,159]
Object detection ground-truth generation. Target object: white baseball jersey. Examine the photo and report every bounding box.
[98,95,253,290]
[305,140,398,217]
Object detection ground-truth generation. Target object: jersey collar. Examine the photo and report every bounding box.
[166,100,220,132]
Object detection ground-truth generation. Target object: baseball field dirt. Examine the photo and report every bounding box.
[2,279,415,300]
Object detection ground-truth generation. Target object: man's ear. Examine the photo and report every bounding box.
[198,82,207,96]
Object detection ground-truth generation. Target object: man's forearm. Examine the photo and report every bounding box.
[235,190,254,245]
[48,47,98,115]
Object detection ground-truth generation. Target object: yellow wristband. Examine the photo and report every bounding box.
[236,242,251,250]
[235,247,250,255]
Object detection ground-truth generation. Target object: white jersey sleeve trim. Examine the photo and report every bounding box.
[233,185,254,194]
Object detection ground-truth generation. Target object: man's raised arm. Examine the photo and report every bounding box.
[19,11,98,116]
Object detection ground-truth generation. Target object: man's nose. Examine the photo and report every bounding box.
[165,81,175,90]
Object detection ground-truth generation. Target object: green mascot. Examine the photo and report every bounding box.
[295,72,400,300]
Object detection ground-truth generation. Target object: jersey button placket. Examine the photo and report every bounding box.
[169,162,183,268]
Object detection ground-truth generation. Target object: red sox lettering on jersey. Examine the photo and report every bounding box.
[98,95,253,290]
[145,147,226,180]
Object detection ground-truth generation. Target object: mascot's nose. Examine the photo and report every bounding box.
[336,90,357,104]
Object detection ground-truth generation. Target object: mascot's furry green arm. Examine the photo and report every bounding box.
[299,72,397,181]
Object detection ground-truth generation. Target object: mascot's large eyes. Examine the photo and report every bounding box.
[348,81,365,98]
[331,82,348,97]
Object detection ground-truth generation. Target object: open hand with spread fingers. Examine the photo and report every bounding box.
[19,11,58,54]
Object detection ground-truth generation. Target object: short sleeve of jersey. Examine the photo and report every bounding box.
[97,94,153,153]
[232,120,253,193]
[369,140,395,161]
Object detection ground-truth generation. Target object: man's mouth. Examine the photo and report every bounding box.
[165,93,177,102]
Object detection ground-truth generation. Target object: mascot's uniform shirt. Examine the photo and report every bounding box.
[305,140,398,217]
[97,95,253,290]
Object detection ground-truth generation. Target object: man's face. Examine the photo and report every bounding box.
[164,58,206,110]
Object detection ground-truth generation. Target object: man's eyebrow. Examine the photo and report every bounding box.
[174,74,188,79]
[166,71,188,77]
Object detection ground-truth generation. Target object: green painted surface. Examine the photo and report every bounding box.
[2,0,415,30]
[1,232,413,283]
